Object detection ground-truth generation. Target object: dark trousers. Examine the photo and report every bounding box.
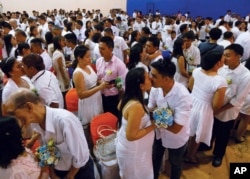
[62,91,68,109]
[54,157,95,179]
[153,138,187,179]
[83,124,95,159]
[212,117,235,158]
[102,94,120,118]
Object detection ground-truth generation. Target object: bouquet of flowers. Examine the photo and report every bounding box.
[153,106,174,128]
[115,77,123,90]
[32,88,39,96]
[35,139,60,167]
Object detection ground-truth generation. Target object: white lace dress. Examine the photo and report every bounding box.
[116,111,154,179]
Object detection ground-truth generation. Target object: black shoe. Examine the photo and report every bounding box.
[234,136,246,143]
[212,157,222,167]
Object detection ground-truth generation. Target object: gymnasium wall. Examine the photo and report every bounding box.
[127,0,250,19]
[0,0,127,16]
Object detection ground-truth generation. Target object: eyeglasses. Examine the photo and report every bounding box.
[7,102,27,117]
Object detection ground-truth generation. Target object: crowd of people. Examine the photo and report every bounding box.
[0,7,250,179]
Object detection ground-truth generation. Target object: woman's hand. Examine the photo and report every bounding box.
[98,81,109,90]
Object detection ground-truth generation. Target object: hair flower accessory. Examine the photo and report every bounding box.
[153,105,174,128]
[35,139,60,167]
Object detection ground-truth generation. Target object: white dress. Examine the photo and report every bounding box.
[84,39,96,62]
[172,56,189,87]
[2,76,34,103]
[73,65,103,125]
[52,49,70,92]
[116,110,154,179]
[189,68,227,145]
[0,148,43,179]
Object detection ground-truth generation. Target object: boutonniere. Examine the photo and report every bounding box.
[226,77,232,85]
[105,69,112,76]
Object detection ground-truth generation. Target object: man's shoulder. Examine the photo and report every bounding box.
[174,82,190,94]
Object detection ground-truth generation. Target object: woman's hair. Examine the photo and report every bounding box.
[0,116,25,169]
[0,57,16,78]
[45,31,53,45]
[85,20,91,29]
[73,45,89,69]
[130,30,139,45]
[92,32,102,43]
[53,36,64,51]
[84,28,92,39]
[15,43,30,57]
[119,68,147,126]
[65,21,73,32]
[127,43,143,70]
[3,34,13,57]
[201,50,223,70]
[29,25,37,37]
[172,38,184,58]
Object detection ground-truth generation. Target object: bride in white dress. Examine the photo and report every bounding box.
[185,51,227,163]
[117,68,156,179]
[73,45,108,151]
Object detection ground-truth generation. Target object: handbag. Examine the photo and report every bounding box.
[95,125,117,161]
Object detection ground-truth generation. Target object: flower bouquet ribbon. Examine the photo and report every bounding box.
[153,107,174,128]
[35,139,61,167]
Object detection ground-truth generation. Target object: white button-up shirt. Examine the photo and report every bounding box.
[183,44,201,66]
[148,82,192,149]
[31,70,64,108]
[31,107,89,171]
[235,31,250,61]
[215,64,250,122]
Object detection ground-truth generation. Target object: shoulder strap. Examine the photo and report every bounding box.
[201,44,218,56]
[122,101,139,115]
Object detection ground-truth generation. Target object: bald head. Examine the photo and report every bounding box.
[5,88,41,116]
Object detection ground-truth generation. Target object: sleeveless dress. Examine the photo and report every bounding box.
[172,56,189,87]
[73,65,103,125]
[116,104,155,179]
[189,68,227,145]
[52,49,70,92]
